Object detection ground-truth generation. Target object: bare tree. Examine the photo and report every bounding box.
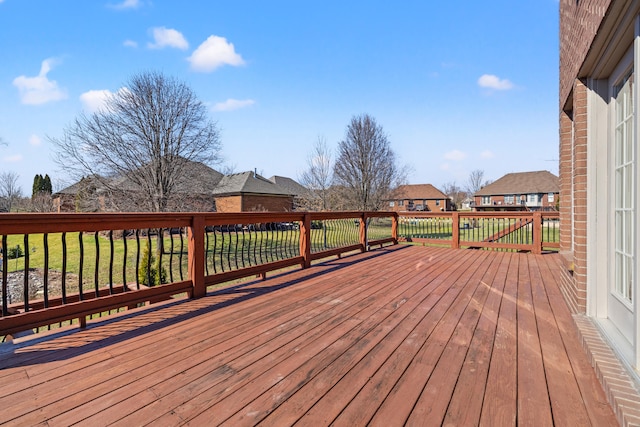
[50,71,222,212]
[333,114,405,211]
[0,171,22,212]
[300,135,333,211]
[466,169,492,195]
[441,181,466,210]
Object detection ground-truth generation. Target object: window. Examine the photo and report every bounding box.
[481,196,491,205]
[435,200,440,206]
[613,68,635,302]
[399,200,404,206]
[527,194,539,205]
[547,193,554,203]
[504,195,515,204]
[389,201,395,207]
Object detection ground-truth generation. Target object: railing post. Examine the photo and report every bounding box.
[533,211,542,255]
[451,212,460,249]
[391,213,398,244]
[300,213,311,268]
[359,213,367,252]
[188,214,206,298]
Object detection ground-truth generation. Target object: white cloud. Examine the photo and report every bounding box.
[108,0,141,10]
[29,135,42,146]
[440,163,450,171]
[3,154,23,163]
[188,35,245,72]
[80,89,113,113]
[480,150,495,159]
[477,74,514,91]
[444,149,467,161]
[212,98,255,112]
[123,39,138,48]
[148,27,188,50]
[13,58,67,105]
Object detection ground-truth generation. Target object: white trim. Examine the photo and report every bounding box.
[587,77,609,318]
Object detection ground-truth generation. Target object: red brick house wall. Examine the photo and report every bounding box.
[472,193,558,211]
[559,0,610,314]
[215,194,294,213]
[387,198,451,213]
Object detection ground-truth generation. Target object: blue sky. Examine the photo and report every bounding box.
[0,0,559,193]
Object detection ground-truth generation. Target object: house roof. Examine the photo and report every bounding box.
[212,171,294,197]
[474,171,559,196]
[55,175,107,196]
[268,176,309,197]
[389,184,448,200]
[56,159,224,196]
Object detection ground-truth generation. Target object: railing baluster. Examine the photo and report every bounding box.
[179,228,184,281]
[135,229,140,289]
[62,232,67,304]
[1,235,7,316]
[23,234,29,312]
[146,230,152,286]
[78,232,84,300]
[94,231,100,297]
[158,229,164,284]
[108,230,114,293]
[43,233,49,308]
[169,229,174,283]
[122,230,128,291]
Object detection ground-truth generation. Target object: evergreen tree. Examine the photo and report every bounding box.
[32,174,43,197]
[43,174,52,194]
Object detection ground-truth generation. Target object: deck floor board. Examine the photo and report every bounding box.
[0,245,618,426]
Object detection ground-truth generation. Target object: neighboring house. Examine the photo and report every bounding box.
[53,175,109,212]
[268,175,310,210]
[473,171,559,212]
[561,0,640,416]
[386,184,454,212]
[54,159,224,212]
[212,171,295,212]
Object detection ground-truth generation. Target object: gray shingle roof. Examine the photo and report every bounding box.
[474,171,559,196]
[389,184,448,200]
[268,176,309,197]
[212,171,294,196]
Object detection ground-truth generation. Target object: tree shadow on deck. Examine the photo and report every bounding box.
[0,245,410,368]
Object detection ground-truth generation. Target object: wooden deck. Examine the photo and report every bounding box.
[0,245,618,426]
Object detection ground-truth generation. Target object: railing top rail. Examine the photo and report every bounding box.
[0,211,399,236]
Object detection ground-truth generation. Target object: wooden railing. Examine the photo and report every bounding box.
[0,211,396,338]
[0,210,559,339]
[397,211,560,253]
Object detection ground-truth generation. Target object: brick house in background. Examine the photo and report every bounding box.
[54,164,303,213]
[473,170,559,212]
[561,0,640,421]
[268,175,311,210]
[53,160,224,212]
[386,184,454,212]
[212,171,295,212]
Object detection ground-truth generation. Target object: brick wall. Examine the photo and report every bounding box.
[560,0,610,106]
[559,0,610,313]
[242,195,294,212]
[214,196,242,213]
[214,194,294,213]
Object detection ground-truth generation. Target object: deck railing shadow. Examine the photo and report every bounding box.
[0,246,402,367]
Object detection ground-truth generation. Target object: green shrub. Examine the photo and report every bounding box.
[6,245,24,259]
[138,242,167,286]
